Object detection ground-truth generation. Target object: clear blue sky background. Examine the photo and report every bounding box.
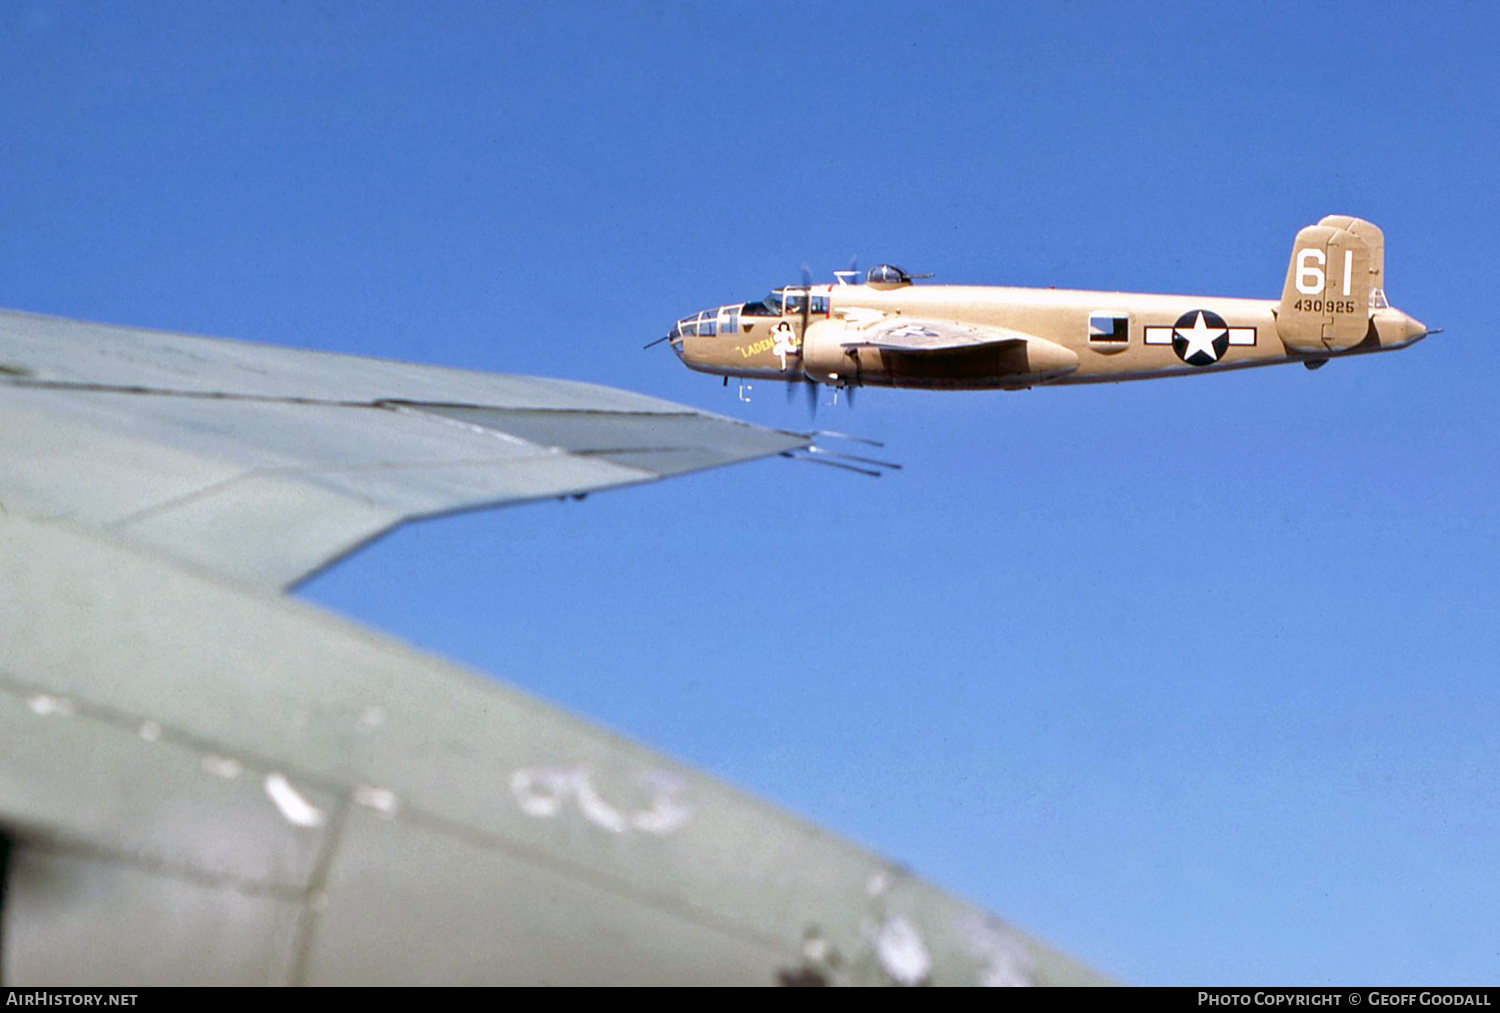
[3,1,1496,986]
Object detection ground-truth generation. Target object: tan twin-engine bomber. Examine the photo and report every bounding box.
[665,216,1430,393]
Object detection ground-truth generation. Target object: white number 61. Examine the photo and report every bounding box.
[1296,249,1326,295]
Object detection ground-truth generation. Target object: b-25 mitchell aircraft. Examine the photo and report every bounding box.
[666,216,1430,393]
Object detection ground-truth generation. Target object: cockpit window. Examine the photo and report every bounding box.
[742,289,825,317]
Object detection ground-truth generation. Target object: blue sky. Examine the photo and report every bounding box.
[3,1,1497,985]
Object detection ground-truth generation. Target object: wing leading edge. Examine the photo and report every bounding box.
[0,309,809,588]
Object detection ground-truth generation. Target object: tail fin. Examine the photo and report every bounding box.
[1277,215,1385,352]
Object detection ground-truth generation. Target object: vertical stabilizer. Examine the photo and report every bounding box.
[1277,216,1382,352]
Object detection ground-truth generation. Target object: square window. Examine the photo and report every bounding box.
[1089,313,1129,343]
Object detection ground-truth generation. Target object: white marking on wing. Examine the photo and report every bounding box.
[264,772,326,828]
[870,915,932,986]
[573,774,628,834]
[202,756,242,779]
[510,766,570,818]
[353,785,399,818]
[27,694,74,717]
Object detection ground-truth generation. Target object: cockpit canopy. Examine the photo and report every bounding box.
[671,284,837,340]
[672,307,735,338]
[743,288,829,317]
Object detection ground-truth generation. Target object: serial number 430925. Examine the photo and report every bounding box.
[1293,298,1359,314]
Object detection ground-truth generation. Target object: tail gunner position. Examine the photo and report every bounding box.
[662,216,1431,394]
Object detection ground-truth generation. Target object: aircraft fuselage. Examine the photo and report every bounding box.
[674,284,1426,391]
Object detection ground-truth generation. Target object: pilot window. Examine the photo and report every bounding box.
[748,291,786,315]
[1088,313,1129,344]
[810,295,829,315]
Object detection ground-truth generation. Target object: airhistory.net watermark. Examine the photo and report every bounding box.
[4,994,137,1006]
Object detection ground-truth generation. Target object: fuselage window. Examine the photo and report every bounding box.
[809,295,829,316]
[1088,313,1129,343]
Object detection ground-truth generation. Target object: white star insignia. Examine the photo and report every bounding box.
[1174,311,1228,362]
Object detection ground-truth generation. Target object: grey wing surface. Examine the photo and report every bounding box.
[0,309,1109,985]
[0,309,805,588]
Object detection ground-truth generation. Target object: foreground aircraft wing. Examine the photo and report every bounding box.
[842,317,1056,353]
[0,309,1110,985]
[0,309,807,588]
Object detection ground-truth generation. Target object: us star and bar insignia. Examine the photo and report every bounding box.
[1143,309,1256,366]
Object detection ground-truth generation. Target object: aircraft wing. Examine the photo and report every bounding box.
[0,309,808,588]
[841,317,1052,353]
[0,308,1110,985]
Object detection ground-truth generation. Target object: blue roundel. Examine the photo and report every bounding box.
[1170,309,1231,366]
